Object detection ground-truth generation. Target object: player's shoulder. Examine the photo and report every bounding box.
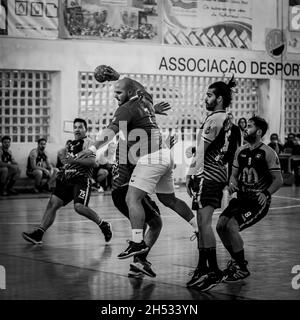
[260,142,278,157]
[29,148,38,156]
[206,111,227,126]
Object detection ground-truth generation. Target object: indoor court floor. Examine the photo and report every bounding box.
[0,186,300,300]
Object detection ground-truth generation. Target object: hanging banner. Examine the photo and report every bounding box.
[288,0,300,53]
[60,0,160,42]
[7,0,59,38]
[0,0,8,35]
[162,0,252,49]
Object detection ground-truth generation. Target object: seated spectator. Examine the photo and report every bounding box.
[268,133,284,155]
[26,138,58,193]
[283,133,296,154]
[237,117,247,145]
[0,136,21,196]
[292,133,300,185]
[93,142,117,192]
[56,140,72,170]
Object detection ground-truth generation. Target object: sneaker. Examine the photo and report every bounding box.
[186,267,208,287]
[224,261,250,282]
[130,257,156,278]
[194,270,224,292]
[118,240,149,260]
[22,229,44,244]
[128,265,145,279]
[99,221,113,242]
[222,260,238,278]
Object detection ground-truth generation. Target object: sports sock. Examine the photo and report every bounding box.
[132,229,143,243]
[197,248,208,272]
[206,247,219,272]
[232,249,247,269]
[224,245,234,257]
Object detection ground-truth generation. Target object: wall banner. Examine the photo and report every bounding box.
[6,0,59,38]
[162,0,252,49]
[157,55,300,80]
[60,0,160,42]
[0,0,8,35]
[288,0,300,53]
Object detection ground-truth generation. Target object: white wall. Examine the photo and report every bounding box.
[1,4,299,177]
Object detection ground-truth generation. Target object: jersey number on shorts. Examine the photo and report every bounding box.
[79,190,86,199]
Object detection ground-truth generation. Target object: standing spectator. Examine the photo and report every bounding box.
[237,117,247,146]
[224,113,242,180]
[292,133,300,185]
[268,133,284,155]
[0,136,21,196]
[26,138,58,193]
[283,133,296,154]
[56,140,72,170]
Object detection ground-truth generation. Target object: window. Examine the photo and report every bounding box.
[0,70,51,143]
[78,72,259,140]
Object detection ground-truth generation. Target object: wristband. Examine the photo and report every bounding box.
[262,190,271,199]
[89,145,97,153]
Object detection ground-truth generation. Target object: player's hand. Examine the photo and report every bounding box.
[257,192,268,206]
[228,182,238,195]
[154,101,171,115]
[186,175,193,197]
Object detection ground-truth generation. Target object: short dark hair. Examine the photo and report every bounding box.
[73,118,87,130]
[1,135,11,143]
[248,116,269,137]
[270,133,279,139]
[208,75,236,109]
[37,138,47,144]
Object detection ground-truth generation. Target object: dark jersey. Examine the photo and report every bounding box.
[0,147,13,163]
[27,149,48,173]
[107,96,162,166]
[233,142,281,197]
[57,137,95,182]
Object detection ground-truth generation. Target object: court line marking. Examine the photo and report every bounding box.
[1,203,300,225]
[273,195,300,201]
[0,251,253,300]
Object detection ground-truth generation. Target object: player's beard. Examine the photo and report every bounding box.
[206,99,217,111]
[244,132,257,143]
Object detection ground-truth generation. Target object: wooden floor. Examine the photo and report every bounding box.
[0,186,300,300]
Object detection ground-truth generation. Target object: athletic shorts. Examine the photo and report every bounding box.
[220,196,271,231]
[111,185,160,223]
[129,148,174,194]
[198,178,226,209]
[53,177,92,206]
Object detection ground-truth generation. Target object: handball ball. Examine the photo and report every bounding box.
[94,65,120,83]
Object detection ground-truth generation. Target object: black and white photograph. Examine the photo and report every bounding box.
[0,0,300,317]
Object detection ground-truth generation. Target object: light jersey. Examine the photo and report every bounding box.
[194,110,231,183]
[108,95,162,167]
[233,142,281,196]
[58,137,95,181]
